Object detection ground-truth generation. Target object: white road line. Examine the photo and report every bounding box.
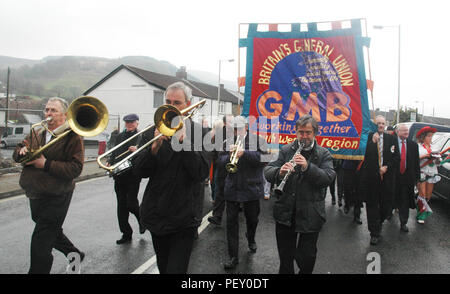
[0,194,25,203]
[0,176,106,204]
[131,210,213,274]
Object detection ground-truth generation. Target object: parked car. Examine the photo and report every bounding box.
[394,122,450,142]
[1,124,31,148]
[431,132,450,202]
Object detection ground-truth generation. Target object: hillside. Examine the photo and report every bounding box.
[0,55,236,100]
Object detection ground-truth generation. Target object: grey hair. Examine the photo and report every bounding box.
[47,97,69,113]
[296,114,319,134]
[165,82,192,102]
[375,115,386,122]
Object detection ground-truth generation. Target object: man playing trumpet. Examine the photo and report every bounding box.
[218,116,268,270]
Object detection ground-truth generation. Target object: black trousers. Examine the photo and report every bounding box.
[150,227,196,274]
[275,222,319,274]
[28,192,80,274]
[343,169,362,217]
[365,181,392,237]
[397,175,411,226]
[226,200,260,259]
[329,168,344,201]
[211,176,226,220]
[114,180,141,237]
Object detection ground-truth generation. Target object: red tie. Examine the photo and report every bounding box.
[400,140,406,174]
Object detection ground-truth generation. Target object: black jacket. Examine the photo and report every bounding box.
[360,132,399,202]
[217,133,267,202]
[132,120,210,235]
[264,139,335,233]
[393,137,420,209]
[108,129,141,183]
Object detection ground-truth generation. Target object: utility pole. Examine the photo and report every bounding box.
[5,67,10,136]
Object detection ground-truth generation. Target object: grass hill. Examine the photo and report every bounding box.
[0,55,236,101]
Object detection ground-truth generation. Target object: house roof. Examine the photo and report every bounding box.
[84,64,242,104]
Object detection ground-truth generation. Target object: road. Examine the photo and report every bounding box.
[1,145,100,162]
[0,176,449,274]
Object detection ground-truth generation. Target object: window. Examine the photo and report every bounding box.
[219,101,225,114]
[15,127,24,135]
[153,91,164,108]
[7,127,13,135]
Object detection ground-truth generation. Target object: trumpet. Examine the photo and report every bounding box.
[226,134,246,173]
[19,96,108,164]
[97,99,206,176]
[274,140,305,195]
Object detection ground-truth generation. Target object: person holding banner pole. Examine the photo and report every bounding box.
[360,115,399,245]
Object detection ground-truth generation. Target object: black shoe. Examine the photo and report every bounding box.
[353,216,362,225]
[116,235,132,245]
[331,198,336,205]
[338,199,343,207]
[223,257,239,269]
[343,206,350,214]
[400,224,409,233]
[207,216,222,226]
[370,236,379,245]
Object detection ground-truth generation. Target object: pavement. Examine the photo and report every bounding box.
[0,160,107,200]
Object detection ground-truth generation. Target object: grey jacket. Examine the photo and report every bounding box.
[264,139,335,233]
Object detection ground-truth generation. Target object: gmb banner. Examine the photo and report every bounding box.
[240,20,372,159]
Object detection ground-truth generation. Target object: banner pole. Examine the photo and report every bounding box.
[363,18,376,121]
[238,23,241,115]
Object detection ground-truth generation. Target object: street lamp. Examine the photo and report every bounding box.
[373,24,401,123]
[415,100,424,120]
[217,59,234,115]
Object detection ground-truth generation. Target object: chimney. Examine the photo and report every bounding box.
[176,66,187,79]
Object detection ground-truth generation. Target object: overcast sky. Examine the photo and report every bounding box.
[1,0,450,118]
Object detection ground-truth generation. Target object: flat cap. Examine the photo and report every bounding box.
[123,113,139,122]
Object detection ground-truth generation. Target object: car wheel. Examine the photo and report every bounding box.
[0,141,6,149]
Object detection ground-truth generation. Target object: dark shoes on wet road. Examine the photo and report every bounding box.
[223,257,239,269]
[116,235,132,245]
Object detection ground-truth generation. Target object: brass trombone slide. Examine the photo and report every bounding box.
[97,99,206,176]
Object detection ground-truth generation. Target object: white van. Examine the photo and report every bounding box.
[1,124,31,148]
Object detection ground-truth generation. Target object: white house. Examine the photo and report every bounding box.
[83,65,242,133]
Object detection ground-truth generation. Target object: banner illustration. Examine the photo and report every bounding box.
[240,20,372,159]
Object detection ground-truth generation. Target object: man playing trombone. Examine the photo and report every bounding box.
[12,97,85,274]
[132,82,210,274]
[264,115,335,274]
[107,113,145,244]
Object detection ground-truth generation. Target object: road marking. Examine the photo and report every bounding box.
[0,176,107,204]
[131,210,213,274]
[0,194,25,203]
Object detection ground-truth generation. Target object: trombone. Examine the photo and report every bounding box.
[97,99,206,176]
[225,133,246,174]
[18,96,109,164]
